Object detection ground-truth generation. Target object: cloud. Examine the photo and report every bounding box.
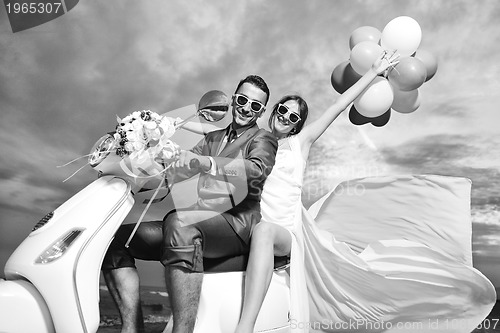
[381,134,474,166]
[473,222,500,257]
[381,134,500,200]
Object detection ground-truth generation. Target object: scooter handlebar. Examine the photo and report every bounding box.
[189,158,200,170]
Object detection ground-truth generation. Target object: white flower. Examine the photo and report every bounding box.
[144,121,157,130]
[126,131,139,142]
[124,142,135,152]
[132,120,143,130]
[151,112,162,121]
[121,123,133,131]
[121,115,133,123]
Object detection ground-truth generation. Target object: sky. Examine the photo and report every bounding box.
[0,0,499,295]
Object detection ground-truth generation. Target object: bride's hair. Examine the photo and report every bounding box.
[268,95,308,136]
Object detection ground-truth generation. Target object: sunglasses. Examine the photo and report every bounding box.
[233,94,265,113]
[276,103,301,124]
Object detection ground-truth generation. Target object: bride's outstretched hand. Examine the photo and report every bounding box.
[372,50,400,76]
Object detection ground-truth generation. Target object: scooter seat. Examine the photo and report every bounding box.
[203,255,289,273]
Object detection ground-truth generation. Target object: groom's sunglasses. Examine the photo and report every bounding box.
[233,94,265,113]
[277,103,301,124]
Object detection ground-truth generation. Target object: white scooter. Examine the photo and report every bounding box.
[0,91,291,333]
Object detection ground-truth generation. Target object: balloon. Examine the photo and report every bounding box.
[349,26,382,50]
[388,57,427,91]
[349,105,391,127]
[354,76,394,117]
[391,88,421,114]
[414,49,438,81]
[371,109,391,127]
[350,41,383,75]
[331,61,362,94]
[381,16,422,57]
[349,105,371,126]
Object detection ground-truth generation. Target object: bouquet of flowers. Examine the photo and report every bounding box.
[111,110,182,247]
[114,110,180,166]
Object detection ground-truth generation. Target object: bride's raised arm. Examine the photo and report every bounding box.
[297,51,399,154]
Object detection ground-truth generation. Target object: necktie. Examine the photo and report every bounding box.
[227,129,237,144]
[218,129,237,154]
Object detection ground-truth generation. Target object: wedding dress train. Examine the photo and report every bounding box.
[259,135,496,332]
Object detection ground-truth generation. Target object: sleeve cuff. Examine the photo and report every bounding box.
[206,156,216,175]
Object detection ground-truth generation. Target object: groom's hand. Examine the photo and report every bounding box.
[175,150,211,172]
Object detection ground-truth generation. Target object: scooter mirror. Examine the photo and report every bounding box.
[197,90,229,122]
[175,90,229,129]
[88,133,115,167]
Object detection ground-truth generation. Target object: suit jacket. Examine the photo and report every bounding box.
[174,123,278,244]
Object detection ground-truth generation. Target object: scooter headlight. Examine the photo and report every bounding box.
[35,229,84,264]
[89,134,115,167]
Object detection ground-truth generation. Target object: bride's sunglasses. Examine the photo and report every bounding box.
[233,94,265,113]
[277,103,301,124]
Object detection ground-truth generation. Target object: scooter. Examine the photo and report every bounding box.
[0,91,291,333]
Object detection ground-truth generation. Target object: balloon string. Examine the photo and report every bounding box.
[58,148,116,182]
[57,154,92,168]
[125,176,166,248]
[62,164,88,183]
[58,146,118,168]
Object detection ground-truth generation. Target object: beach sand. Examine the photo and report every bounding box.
[98,285,170,333]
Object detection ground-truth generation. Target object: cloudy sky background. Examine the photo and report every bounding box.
[1,0,499,293]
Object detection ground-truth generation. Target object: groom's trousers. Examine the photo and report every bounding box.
[101,209,249,273]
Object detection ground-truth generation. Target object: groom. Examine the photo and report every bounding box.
[101,75,277,333]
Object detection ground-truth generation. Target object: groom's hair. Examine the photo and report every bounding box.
[234,75,270,106]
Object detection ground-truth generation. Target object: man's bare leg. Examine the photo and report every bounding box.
[168,266,203,333]
[162,266,174,333]
[102,267,145,333]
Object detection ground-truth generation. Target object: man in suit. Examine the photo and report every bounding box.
[101,75,277,333]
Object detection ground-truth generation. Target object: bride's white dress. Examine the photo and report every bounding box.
[260,135,496,332]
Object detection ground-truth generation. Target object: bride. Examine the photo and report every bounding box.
[186,51,496,333]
